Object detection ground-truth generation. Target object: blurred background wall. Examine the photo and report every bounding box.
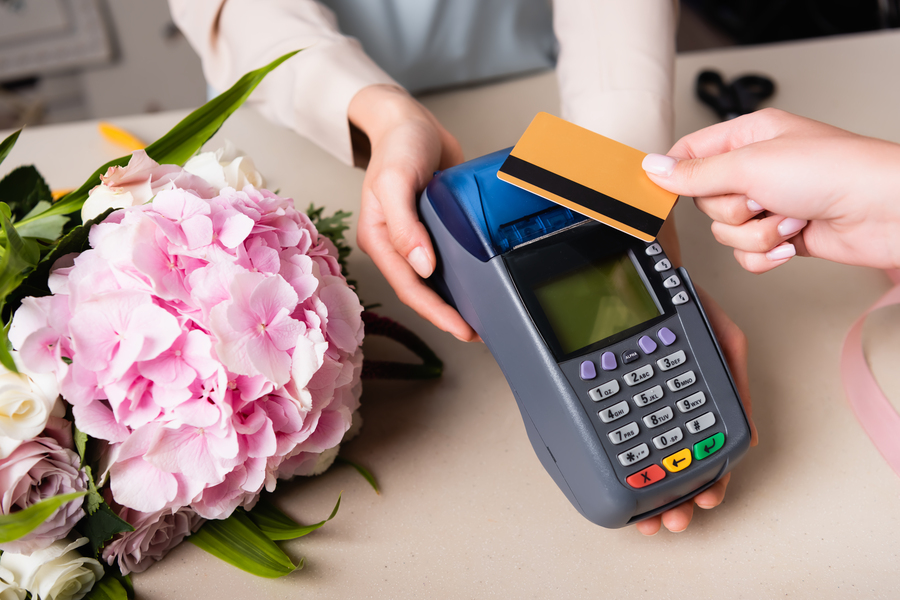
[0,0,897,130]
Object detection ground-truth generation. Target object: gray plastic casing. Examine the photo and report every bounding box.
[419,189,752,528]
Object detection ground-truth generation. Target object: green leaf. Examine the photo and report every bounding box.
[74,425,88,467]
[16,201,68,240]
[0,205,40,298]
[336,456,380,494]
[113,573,134,600]
[0,492,87,544]
[25,50,302,224]
[0,165,52,221]
[3,207,114,322]
[85,575,128,600]
[306,204,353,282]
[0,322,16,373]
[75,466,134,556]
[247,493,341,541]
[188,510,301,578]
[0,129,21,169]
[360,312,443,380]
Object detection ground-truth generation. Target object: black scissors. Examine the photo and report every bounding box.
[696,70,776,121]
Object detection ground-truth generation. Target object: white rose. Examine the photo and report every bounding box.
[0,538,103,600]
[80,185,139,223]
[0,354,62,459]
[310,444,340,476]
[184,141,264,192]
[0,566,26,600]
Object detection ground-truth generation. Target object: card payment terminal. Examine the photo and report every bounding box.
[418,149,752,528]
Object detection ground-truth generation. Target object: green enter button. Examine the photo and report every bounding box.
[693,432,725,460]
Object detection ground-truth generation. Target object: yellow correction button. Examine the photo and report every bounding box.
[662,448,692,473]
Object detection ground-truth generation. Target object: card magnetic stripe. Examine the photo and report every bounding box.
[499,155,664,238]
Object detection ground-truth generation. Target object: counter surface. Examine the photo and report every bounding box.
[3,30,899,599]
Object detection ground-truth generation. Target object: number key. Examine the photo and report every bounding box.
[632,385,664,407]
[657,350,686,372]
[643,406,674,429]
[652,426,683,450]
[666,370,696,392]
[624,364,654,386]
[608,421,640,445]
[676,391,706,413]
[599,400,630,423]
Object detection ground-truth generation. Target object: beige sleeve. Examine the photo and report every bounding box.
[168,0,399,165]
[553,0,677,154]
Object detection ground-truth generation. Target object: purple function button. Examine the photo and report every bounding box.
[658,327,676,346]
[580,360,597,380]
[638,336,657,354]
[601,352,617,371]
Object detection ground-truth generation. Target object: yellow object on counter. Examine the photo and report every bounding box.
[98,122,146,152]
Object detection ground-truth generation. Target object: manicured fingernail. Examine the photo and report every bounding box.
[642,153,678,177]
[747,199,764,212]
[766,242,796,261]
[408,246,433,278]
[777,217,807,237]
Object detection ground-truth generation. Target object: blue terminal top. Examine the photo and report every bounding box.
[425,148,586,261]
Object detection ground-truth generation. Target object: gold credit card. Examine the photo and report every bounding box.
[497,112,677,242]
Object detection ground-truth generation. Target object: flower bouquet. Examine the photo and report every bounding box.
[0,52,441,599]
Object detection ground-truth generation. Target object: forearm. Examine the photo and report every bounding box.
[168,0,398,165]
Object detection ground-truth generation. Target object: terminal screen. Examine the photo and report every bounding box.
[532,254,660,355]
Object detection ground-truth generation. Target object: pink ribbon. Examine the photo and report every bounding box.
[841,269,900,475]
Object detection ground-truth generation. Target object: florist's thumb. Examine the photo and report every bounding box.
[641,151,749,200]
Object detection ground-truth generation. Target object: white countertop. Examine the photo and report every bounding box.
[3,29,900,599]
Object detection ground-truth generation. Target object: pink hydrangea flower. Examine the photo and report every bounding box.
[12,176,364,521]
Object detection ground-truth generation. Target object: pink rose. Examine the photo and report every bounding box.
[101,506,204,575]
[0,438,88,555]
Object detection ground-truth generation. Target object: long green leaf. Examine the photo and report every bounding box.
[0,492,87,543]
[0,204,40,374]
[25,50,301,224]
[247,493,341,541]
[0,321,16,373]
[336,456,380,494]
[188,510,301,578]
[0,205,40,297]
[3,207,114,323]
[17,200,68,240]
[85,575,128,600]
[0,129,21,169]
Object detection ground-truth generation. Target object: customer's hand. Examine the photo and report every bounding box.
[350,85,477,341]
[642,108,900,273]
[635,286,757,535]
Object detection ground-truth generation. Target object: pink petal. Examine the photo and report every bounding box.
[181,215,213,249]
[249,275,298,325]
[72,402,130,443]
[110,456,179,512]
[217,213,254,248]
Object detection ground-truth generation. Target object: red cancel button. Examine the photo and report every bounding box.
[626,464,666,489]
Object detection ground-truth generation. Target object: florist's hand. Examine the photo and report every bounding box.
[635,288,758,535]
[641,108,900,273]
[350,85,477,341]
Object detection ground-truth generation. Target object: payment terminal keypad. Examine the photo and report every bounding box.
[561,242,729,491]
